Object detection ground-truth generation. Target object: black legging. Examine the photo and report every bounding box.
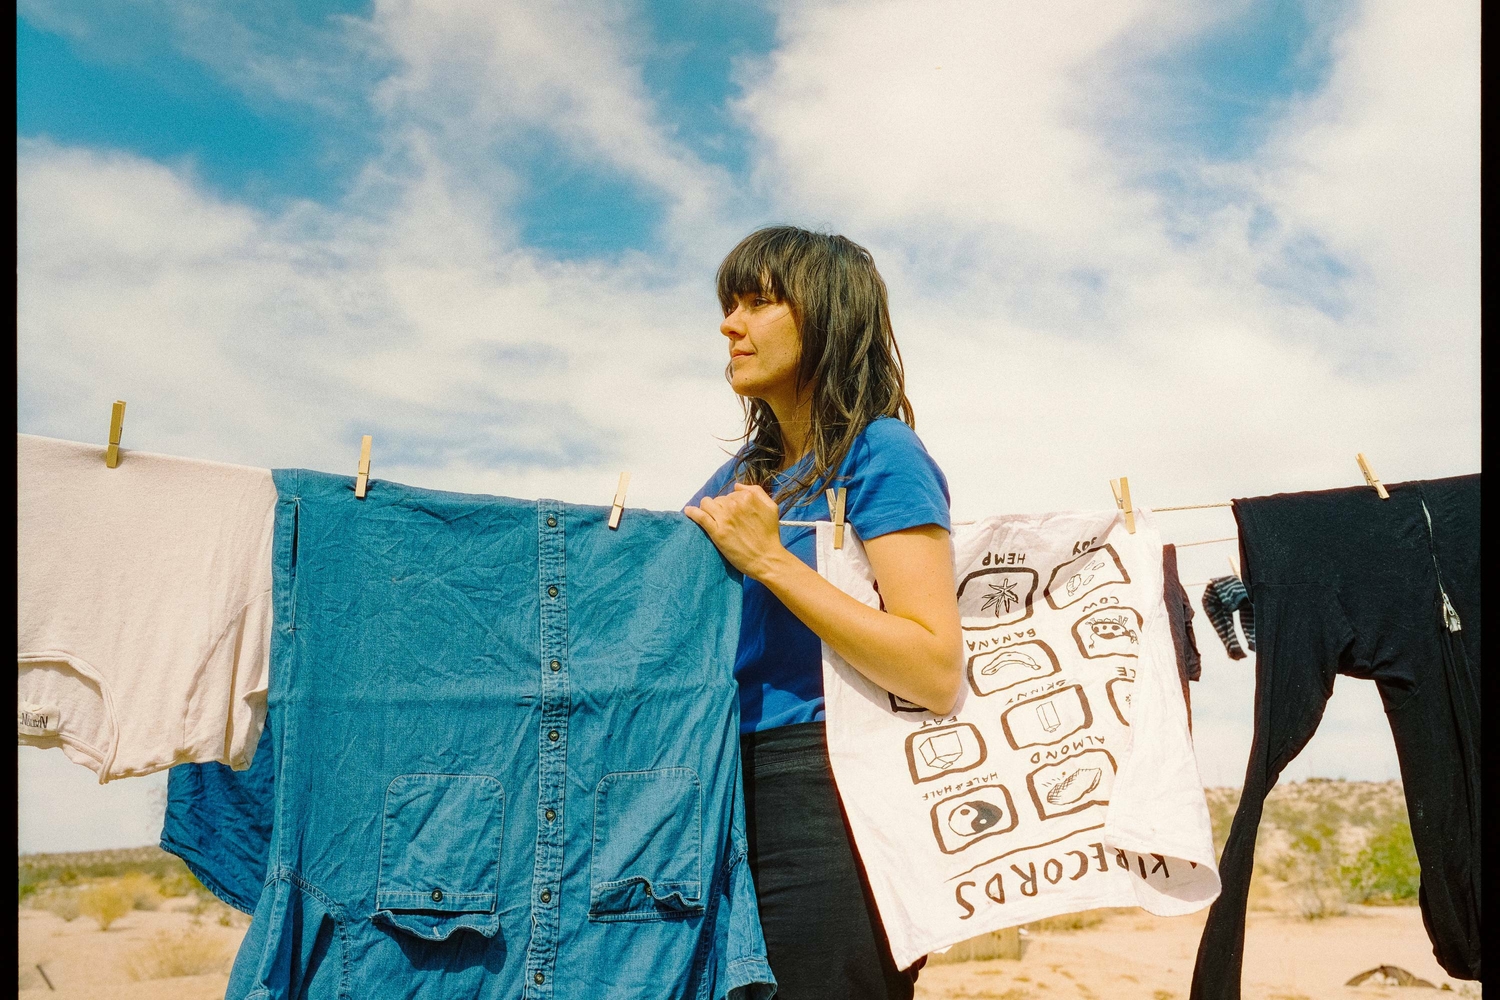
[1191,475,1481,998]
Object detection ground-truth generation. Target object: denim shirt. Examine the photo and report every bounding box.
[207,469,773,999]
[161,719,275,914]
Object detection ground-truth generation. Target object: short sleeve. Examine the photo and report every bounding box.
[842,417,951,541]
[687,454,741,507]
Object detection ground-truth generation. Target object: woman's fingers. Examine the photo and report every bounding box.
[699,492,748,521]
[725,483,774,518]
[683,486,785,580]
[732,482,773,507]
[683,503,716,531]
[685,499,735,542]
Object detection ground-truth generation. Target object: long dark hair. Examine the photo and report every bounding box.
[716,225,915,511]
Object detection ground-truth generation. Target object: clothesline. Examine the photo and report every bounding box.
[1150,502,1234,512]
[779,524,1241,548]
[1172,535,1238,548]
[782,502,1234,530]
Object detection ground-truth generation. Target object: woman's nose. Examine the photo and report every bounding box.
[721,306,747,338]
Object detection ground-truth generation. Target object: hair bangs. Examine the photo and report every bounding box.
[715,228,798,314]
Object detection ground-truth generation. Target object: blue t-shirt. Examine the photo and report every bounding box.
[689,416,951,733]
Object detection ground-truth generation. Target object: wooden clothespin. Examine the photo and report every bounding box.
[608,472,631,529]
[354,435,372,499]
[1356,453,1389,499]
[104,400,126,468]
[1109,476,1136,534]
[1228,555,1240,579]
[824,487,848,549]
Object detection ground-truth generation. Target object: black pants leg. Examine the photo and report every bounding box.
[1189,475,1481,999]
[741,721,917,1000]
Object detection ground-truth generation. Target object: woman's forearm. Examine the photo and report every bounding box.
[754,548,963,714]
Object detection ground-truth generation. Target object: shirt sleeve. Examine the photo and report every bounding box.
[843,417,952,541]
[686,453,740,507]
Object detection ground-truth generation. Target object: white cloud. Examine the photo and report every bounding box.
[740,1,1166,250]
[16,136,746,510]
[1258,1,1481,357]
[367,0,745,249]
[733,0,1479,516]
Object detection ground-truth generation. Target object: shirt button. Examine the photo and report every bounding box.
[547,516,557,527]
[534,972,545,985]
[548,730,559,742]
[644,885,653,897]
[550,659,561,672]
[545,809,556,821]
[548,585,558,598]
[431,889,443,902]
[540,889,551,903]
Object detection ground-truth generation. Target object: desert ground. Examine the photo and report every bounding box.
[914,906,1476,999]
[17,900,1476,999]
[17,780,1481,999]
[19,900,245,1000]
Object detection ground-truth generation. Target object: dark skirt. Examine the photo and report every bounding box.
[741,721,920,1000]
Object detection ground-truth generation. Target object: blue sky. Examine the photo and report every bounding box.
[15,7,378,206]
[1129,0,1343,159]
[18,1,1336,257]
[15,2,1480,851]
[18,0,780,256]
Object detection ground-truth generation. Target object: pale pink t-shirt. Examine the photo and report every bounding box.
[17,434,276,782]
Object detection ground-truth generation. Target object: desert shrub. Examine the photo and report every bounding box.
[1024,908,1119,932]
[32,886,83,922]
[123,928,233,980]
[1204,787,1242,856]
[194,897,243,926]
[157,865,208,899]
[1272,820,1348,919]
[18,847,221,920]
[1245,864,1277,912]
[18,869,42,903]
[1026,912,1101,932]
[18,846,189,887]
[119,871,164,910]
[1341,817,1421,904]
[79,879,135,930]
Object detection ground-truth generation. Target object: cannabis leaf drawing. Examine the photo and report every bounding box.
[980,579,1020,616]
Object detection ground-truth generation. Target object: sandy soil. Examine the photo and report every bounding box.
[914,906,1478,1000]
[18,899,245,1000]
[18,899,1478,999]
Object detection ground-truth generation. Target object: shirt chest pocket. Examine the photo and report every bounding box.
[589,768,703,921]
[373,774,504,941]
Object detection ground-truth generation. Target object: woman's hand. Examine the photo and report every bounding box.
[686,484,962,715]
[683,483,791,581]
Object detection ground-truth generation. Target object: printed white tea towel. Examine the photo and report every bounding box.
[817,509,1220,968]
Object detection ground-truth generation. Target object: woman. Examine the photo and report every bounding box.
[684,226,963,1000]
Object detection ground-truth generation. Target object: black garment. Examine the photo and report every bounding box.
[1164,544,1203,728]
[1190,475,1481,999]
[1202,575,1256,659]
[741,721,919,1000]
